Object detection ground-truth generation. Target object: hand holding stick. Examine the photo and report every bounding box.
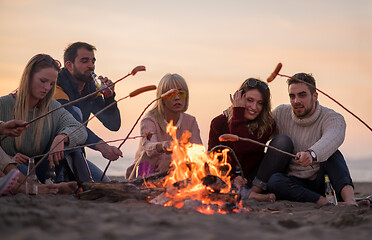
[31,134,152,159]
[219,134,297,159]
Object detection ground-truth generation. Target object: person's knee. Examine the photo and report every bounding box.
[325,150,345,165]
[3,163,17,174]
[267,172,285,192]
[270,134,293,152]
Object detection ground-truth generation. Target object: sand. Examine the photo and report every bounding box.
[0,181,371,240]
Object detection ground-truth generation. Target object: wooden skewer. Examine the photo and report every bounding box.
[0,66,147,143]
[219,133,297,159]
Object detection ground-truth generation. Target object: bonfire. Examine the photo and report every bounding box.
[79,122,249,214]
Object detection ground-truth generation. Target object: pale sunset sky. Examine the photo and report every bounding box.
[0,0,371,176]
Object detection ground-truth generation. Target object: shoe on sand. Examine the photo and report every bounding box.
[0,169,20,195]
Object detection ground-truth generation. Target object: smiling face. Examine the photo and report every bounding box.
[242,89,264,120]
[288,83,318,119]
[29,67,58,107]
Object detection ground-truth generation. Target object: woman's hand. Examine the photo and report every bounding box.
[12,153,30,164]
[155,159,172,173]
[156,141,171,154]
[0,120,28,137]
[49,134,67,167]
[232,175,248,190]
[230,90,245,108]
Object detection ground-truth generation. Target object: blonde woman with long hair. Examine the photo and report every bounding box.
[126,73,202,178]
[208,78,293,202]
[0,54,87,192]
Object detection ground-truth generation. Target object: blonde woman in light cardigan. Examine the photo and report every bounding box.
[126,73,202,178]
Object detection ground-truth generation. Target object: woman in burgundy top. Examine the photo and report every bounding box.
[208,78,292,202]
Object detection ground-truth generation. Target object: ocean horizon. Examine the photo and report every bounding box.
[89,155,372,182]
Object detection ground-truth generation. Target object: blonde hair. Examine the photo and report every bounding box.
[14,54,60,151]
[226,78,274,138]
[149,73,189,131]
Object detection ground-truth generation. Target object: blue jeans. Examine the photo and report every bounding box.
[87,160,110,182]
[252,134,294,191]
[267,150,353,203]
[17,150,110,183]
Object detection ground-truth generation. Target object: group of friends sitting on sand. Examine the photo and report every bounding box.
[0,41,369,207]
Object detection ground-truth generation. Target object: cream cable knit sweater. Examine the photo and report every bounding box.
[273,102,346,180]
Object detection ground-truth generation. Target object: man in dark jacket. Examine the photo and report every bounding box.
[54,42,122,181]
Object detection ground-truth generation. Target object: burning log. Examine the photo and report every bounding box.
[77,182,164,202]
[165,178,192,196]
[126,170,170,186]
[202,191,238,203]
[183,199,203,210]
[150,192,171,205]
[220,202,239,212]
[201,175,228,193]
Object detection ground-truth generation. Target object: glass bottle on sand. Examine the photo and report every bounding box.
[324,174,337,205]
[25,158,38,195]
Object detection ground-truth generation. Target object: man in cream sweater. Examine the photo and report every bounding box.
[268,73,362,206]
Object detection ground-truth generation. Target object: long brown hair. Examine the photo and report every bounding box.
[14,54,60,151]
[226,78,274,138]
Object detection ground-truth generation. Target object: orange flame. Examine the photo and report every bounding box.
[150,121,242,214]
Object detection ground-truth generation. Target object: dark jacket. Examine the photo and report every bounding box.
[54,68,121,149]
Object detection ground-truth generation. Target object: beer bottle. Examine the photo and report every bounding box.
[91,72,112,98]
[25,158,38,195]
[45,165,56,184]
[324,174,337,205]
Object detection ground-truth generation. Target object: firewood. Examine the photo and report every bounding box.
[201,175,228,193]
[77,182,164,201]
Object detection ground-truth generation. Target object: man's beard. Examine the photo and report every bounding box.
[72,67,93,83]
[292,98,314,118]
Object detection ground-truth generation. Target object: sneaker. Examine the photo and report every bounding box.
[0,169,20,195]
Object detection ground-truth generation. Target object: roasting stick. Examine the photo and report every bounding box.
[123,89,180,181]
[219,134,297,159]
[0,66,146,143]
[30,134,151,159]
[14,85,156,193]
[267,63,372,132]
[217,133,311,170]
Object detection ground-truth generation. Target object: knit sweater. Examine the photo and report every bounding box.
[0,94,87,158]
[133,112,203,172]
[273,102,346,180]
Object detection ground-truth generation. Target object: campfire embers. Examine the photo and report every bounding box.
[150,174,245,214]
[78,121,251,214]
[148,121,250,214]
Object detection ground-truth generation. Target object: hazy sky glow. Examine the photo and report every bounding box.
[0,0,371,176]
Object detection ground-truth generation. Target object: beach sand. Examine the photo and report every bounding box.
[0,181,371,240]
